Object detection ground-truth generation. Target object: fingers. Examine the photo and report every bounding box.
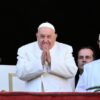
[41,51,46,65]
[46,51,51,66]
[41,50,51,66]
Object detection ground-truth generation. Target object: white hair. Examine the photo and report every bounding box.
[38,22,55,32]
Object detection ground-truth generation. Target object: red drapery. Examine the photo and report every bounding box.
[0,92,100,100]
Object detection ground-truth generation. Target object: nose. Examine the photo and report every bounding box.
[43,37,48,42]
[82,57,87,62]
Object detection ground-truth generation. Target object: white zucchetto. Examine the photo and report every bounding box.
[38,22,55,32]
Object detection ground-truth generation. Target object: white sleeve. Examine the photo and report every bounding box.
[16,47,44,81]
[50,46,78,79]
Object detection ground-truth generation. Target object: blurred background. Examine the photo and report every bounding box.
[0,0,100,64]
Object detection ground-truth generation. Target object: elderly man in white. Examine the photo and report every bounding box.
[16,22,77,92]
[75,33,100,92]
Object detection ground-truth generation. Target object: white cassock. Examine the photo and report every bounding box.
[16,41,77,92]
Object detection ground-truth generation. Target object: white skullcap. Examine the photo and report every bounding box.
[38,22,55,32]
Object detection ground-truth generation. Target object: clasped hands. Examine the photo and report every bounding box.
[41,47,51,66]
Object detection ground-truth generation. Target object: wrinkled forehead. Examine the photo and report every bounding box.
[38,27,55,35]
[78,49,93,56]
